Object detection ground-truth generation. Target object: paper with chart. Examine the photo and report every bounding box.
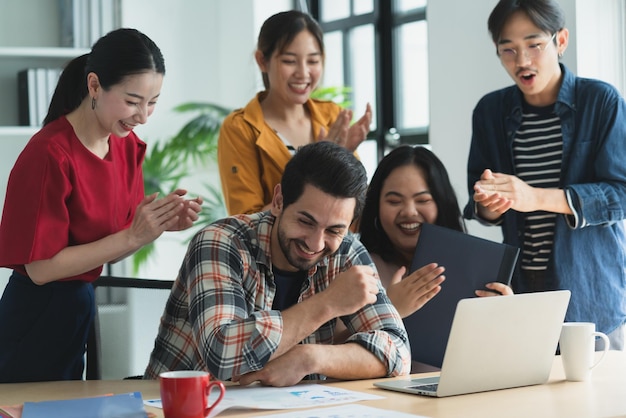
[259,404,429,418]
[144,383,385,416]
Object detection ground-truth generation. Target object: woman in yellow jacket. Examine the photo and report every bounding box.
[218,10,371,215]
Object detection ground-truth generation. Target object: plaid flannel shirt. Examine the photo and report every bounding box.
[144,211,411,381]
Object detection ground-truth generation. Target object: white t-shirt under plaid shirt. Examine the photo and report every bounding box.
[144,211,411,381]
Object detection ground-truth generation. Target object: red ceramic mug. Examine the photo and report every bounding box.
[159,370,226,418]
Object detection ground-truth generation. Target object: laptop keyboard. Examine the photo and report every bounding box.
[408,383,439,392]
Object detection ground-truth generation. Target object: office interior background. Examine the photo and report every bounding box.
[0,0,624,378]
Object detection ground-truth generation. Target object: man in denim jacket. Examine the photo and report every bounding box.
[464,0,626,349]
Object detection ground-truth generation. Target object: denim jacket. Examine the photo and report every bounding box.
[463,64,626,334]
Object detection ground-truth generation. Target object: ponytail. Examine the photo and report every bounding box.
[43,54,89,126]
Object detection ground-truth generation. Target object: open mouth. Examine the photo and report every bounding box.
[289,83,310,93]
[398,222,422,232]
[517,70,536,84]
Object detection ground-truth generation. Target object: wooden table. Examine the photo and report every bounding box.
[1,352,624,417]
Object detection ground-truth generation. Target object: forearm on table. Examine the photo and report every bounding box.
[304,342,387,379]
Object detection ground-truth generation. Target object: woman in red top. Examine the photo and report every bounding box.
[0,28,202,383]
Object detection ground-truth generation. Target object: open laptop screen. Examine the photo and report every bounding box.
[375,290,571,397]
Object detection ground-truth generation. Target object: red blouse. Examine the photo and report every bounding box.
[0,116,146,282]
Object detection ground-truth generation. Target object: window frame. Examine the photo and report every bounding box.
[308,0,428,161]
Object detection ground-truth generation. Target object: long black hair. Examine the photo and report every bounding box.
[360,145,465,262]
[44,28,165,126]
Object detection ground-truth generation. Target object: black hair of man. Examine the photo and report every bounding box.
[488,0,565,45]
[280,141,367,221]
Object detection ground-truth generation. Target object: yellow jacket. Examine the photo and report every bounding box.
[218,92,341,215]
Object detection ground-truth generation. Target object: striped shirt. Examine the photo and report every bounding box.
[513,103,563,271]
[276,131,297,155]
[144,211,410,381]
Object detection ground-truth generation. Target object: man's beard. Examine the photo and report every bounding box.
[276,216,328,271]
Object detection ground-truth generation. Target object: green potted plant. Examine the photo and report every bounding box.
[132,102,230,273]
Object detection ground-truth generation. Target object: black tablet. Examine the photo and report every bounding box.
[404,223,519,368]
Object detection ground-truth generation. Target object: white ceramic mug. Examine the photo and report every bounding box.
[559,322,610,382]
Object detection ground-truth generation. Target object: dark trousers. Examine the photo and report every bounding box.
[520,269,548,292]
[0,271,95,383]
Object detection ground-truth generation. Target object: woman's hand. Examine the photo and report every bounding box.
[475,282,514,297]
[386,263,445,318]
[343,103,372,151]
[128,189,202,247]
[127,193,180,247]
[319,103,372,152]
[166,189,203,231]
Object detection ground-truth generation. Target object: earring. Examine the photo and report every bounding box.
[374,216,381,231]
[91,97,96,110]
[558,51,563,58]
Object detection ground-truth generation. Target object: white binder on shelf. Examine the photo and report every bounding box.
[59,0,121,48]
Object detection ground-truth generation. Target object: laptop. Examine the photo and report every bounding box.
[405,223,520,367]
[374,290,571,397]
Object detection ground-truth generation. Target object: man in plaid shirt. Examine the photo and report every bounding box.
[144,141,411,386]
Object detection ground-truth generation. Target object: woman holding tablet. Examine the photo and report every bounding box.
[359,146,512,319]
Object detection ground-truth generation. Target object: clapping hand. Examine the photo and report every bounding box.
[166,189,203,231]
[319,103,372,152]
[129,189,202,247]
[474,169,540,215]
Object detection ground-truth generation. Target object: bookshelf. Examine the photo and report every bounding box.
[0,0,119,140]
[0,50,87,138]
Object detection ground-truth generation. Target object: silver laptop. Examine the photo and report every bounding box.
[374,290,571,397]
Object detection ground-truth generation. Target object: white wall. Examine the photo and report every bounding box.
[575,0,625,96]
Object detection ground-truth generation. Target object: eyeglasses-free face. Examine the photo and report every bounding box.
[497,33,557,63]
